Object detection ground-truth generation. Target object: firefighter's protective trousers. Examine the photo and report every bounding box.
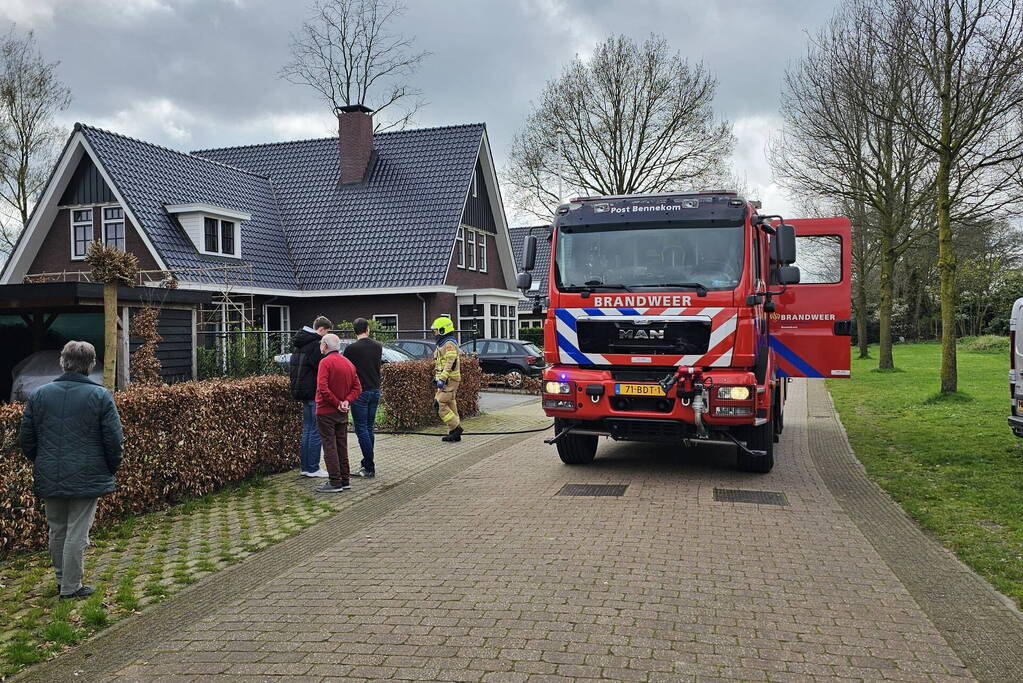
[434,337,461,429]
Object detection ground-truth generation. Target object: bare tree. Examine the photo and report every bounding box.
[772,0,934,371]
[0,28,71,256]
[506,34,734,219]
[281,0,428,131]
[879,0,1023,393]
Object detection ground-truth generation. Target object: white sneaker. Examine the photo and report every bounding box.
[309,469,329,478]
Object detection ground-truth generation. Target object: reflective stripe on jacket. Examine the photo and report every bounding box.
[434,337,461,381]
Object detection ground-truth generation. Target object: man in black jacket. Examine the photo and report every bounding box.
[289,315,332,477]
[21,341,123,600]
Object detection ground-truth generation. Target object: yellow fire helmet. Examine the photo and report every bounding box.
[431,316,455,335]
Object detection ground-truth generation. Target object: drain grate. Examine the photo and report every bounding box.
[713,488,788,506]
[557,484,628,497]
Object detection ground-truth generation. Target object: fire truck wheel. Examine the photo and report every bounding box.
[737,419,775,473]
[555,420,598,465]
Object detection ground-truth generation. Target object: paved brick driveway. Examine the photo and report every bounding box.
[28,382,1008,681]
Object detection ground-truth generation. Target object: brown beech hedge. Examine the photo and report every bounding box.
[1,361,486,558]
[0,376,300,559]
[381,355,483,431]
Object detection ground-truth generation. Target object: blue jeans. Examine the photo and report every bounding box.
[350,388,380,472]
[300,401,322,473]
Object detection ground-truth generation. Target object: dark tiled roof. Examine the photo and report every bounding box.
[80,125,299,289]
[193,124,485,289]
[508,225,550,312]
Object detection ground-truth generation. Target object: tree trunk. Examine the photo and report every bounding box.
[877,228,896,370]
[856,279,870,359]
[103,281,117,391]
[936,156,957,392]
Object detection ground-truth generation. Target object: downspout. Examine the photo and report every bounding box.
[416,293,427,340]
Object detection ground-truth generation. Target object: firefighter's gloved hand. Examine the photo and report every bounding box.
[435,379,446,389]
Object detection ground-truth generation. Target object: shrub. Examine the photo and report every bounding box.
[517,327,544,347]
[960,335,1009,353]
[380,356,483,431]
[0,376,299,559]
[198,330,287,380]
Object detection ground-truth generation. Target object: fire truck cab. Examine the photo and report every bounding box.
[517,191,851,473]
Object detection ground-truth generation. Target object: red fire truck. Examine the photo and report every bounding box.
[517,191,851,473]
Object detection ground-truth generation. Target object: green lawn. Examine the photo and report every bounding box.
[827,342,1023,608]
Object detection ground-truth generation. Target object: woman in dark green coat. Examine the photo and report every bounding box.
[20,340,123,600]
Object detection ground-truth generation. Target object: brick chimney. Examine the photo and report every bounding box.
[338,104,374,184]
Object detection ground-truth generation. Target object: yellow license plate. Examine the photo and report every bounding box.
[615,383,666,397]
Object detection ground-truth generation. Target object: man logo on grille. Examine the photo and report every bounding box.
[619,329,664,340]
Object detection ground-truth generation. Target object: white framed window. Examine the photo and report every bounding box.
[221,220,235,255]
[467,229,477,270]
[478,232,487,272]
[204,217,219,252]
[103,206,125,251]
[263,304,291,352]
[373,314,398,330]
[202,216,239,256]
[456,227,465,269]
[70,208,94,260]
[491,319,499,337]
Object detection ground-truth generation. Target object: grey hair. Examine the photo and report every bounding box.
[60,340,97,375]
[321,333,341,351]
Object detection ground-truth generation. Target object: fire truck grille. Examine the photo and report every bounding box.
[576,320,711,356]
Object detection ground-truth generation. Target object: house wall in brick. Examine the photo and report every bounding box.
[26,207,161,278]
[445,231,507,289]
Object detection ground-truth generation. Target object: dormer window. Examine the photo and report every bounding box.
[166,203,250,258]
[202,217,238,255]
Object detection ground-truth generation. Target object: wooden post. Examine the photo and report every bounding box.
[103,281,117,390]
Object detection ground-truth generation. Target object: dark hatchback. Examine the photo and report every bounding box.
[390,339,436,359]
[460,338,545,388]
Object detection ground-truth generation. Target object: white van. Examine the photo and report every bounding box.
[1009,297,1023,436]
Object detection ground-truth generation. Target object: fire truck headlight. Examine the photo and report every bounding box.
[545,381,572,395]
[717,386,751,401]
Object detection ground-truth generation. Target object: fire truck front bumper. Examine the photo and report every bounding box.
[540,366,769,429]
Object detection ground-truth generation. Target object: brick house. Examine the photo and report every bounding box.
[1,106,522,363]
[508,225,551,332]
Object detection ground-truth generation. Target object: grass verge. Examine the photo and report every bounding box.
[0,475,333,680]
[828,342,1023,608]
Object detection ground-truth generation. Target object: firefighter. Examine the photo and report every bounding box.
[431,316,463,442]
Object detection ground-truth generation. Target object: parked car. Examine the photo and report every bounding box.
[10,350,106,402]
[274,339,416,370]
[390,338,435,359]
[460,338,544,388]
[1009,297,1023,437]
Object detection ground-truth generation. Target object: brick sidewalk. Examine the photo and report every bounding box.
[29,379,993,682]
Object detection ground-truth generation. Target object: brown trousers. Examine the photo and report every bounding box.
[316,412,350,487]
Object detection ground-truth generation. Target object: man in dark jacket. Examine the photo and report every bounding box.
[343,318,383,478]
[289,315,332,477]
[20,341,123,600]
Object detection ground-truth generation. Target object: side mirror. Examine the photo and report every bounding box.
[516,272,533,291]
[777,266,800,285]
[522,234,537,272]
[771,224,797,265]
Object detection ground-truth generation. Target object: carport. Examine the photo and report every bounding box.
[0,282,211,401]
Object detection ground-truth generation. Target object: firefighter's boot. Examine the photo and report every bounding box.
[441,426,463,442]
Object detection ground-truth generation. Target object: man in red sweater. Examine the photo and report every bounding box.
[315,333,362,493]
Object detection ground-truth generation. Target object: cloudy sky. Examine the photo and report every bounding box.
[1,0,841,224]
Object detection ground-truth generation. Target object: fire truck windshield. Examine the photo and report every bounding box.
[554,223,744,292]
